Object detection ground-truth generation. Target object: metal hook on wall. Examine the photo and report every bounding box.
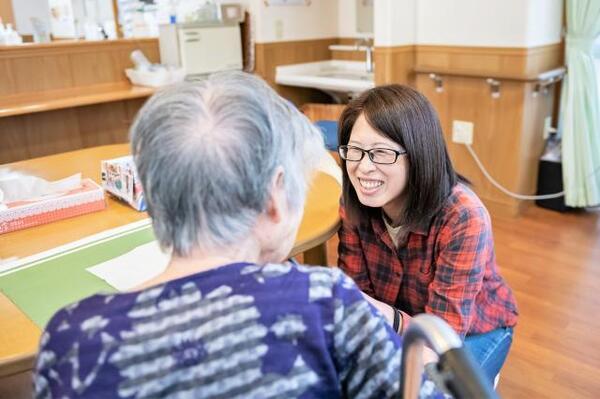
[486,78,501,99]
[429,73,444,93]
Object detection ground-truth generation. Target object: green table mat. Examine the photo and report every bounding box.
[0,226,155,328]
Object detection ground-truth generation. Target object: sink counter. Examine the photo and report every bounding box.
[275,60,375,94]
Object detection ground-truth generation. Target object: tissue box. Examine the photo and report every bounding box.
[101,156,146,211]
[0,179,106,234]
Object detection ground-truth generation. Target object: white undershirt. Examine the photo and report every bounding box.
[382,214,409,248]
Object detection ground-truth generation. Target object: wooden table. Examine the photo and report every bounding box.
[0,144,341,378]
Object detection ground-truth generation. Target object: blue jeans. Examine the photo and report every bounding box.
[464,327,514,384]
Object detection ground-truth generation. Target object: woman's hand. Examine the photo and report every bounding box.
[361,292,396,325]
[361,292,438,365]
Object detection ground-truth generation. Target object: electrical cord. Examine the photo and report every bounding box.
[464,144,565,200]
[465,143,600,202]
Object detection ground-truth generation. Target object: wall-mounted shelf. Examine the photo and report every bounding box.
[0,84,155,118]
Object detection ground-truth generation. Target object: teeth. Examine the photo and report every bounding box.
[359,178,383,189]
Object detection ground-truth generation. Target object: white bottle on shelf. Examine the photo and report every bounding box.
[5,24,23,45]
[0,21,6,45]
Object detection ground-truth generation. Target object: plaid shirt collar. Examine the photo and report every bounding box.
[372,211,432,242]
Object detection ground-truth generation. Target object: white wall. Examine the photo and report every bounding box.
[12,0,50,35]
[250,0,562,47]
[337,0,357,38]
[250,0,338,43]
[414,0,562,47]
[374,0,415,46]
[523,0,563,47]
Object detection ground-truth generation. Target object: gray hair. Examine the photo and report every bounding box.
[130,72,325,256]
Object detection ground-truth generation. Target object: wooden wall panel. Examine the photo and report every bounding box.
[0,39,159,96]
[0,99,145,164]
[254,38,336,105]
[0,58,16,95]
[412,43,562,215]
[77,100,139,148]
[416,74,556,216]
[300,103,346,122]
[374,45,415,86]
[22,109,83,159]
[0,0,14,26]
[8,54,73,94]
[0,117,28,162]
[0,39,157,163]
[415,44,562,79]
[69,52,123,87]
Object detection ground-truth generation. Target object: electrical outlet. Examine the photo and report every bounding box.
[452,120,474,145]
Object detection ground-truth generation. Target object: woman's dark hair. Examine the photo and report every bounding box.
[338,84,462,229]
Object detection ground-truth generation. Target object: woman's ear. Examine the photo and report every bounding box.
[265,166,286,224]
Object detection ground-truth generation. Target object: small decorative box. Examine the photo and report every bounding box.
[101,156,146,211]
[0,179,106,234]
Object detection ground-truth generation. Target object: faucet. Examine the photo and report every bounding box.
[355,38,373,73]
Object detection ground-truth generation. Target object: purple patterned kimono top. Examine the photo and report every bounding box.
[34,262,444,398]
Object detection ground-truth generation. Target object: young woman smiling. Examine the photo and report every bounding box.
[336,84,518,384]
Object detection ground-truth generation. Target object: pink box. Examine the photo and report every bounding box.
[0,178,106,234]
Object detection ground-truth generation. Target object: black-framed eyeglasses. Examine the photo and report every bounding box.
[338,145,407,165]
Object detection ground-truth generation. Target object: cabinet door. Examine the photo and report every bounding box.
[178,26,243,75]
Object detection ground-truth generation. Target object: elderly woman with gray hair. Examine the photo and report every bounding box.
[33,72,444,398]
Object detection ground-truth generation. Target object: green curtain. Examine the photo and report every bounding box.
[559,0,600,207]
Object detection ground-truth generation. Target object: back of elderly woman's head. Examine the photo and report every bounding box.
[130,72,325,256]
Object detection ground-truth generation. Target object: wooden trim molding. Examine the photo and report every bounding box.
[415,43,562,81]
[0,38,158,58]
[0,84,155,118]
[374,45,415,86]
[368,43,563,87]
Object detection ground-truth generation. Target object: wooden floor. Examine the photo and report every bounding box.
[2,203,598,398]
[320,205,600,398]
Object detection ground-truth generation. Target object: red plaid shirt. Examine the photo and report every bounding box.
[338,183,518,337]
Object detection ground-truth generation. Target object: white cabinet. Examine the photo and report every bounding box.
[159,23,243,76]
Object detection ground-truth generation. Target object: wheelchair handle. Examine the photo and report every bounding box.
[400,314,499,399]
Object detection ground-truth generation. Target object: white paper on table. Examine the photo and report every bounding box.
[87,241,171,292]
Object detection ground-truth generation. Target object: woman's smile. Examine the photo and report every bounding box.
[357,177,384,193]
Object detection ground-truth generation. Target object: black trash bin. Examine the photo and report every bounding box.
[535,134,573,212]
